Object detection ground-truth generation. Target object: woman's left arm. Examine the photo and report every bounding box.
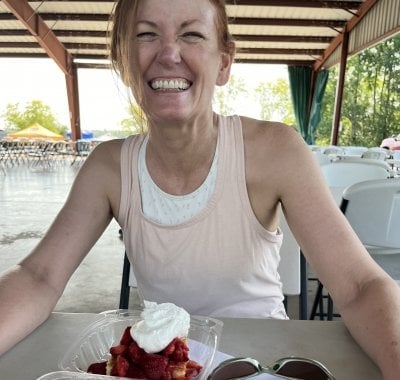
[273,128,400,379]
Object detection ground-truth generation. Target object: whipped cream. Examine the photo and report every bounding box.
[130,301,190,353]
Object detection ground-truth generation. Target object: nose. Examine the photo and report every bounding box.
[157,38,181,66]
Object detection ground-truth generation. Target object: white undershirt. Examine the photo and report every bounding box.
[138,134,218,225]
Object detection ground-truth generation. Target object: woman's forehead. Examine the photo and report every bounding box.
[135,0,217,25]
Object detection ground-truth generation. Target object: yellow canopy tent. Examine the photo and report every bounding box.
[7,123,64,141]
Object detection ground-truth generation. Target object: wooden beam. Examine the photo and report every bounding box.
[330,29,350,145]
[225,0,363,8]
[313,0,379,70]
[2,0,71,75]
[2,0,82,140]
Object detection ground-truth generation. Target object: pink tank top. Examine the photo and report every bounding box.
[118,114,287,319]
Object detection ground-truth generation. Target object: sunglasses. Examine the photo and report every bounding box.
[207,357,336,380]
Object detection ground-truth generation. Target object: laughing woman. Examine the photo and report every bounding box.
[0,1,399,378]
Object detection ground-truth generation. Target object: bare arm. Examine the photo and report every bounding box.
[241,117,400,378]
[273,128,400,379]
[0,140,123,355]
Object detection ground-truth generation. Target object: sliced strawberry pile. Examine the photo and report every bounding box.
[87,326,202,380]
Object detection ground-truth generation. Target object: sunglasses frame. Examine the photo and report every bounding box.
[270,356,336,380]
[207,356,336,380]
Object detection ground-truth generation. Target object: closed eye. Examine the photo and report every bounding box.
[180,32,205,42]
[136,32,158,41]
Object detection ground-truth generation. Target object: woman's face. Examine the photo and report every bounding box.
[131,0,232,124]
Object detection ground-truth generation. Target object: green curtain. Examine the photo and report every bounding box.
[288,66,312,143]
[288,67,329,145]
[309,70,329,144]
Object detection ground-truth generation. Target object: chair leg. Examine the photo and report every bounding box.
[299,252,308,320]
[327,295,334,321]
[310,281,324,320]
[119,253,131,309]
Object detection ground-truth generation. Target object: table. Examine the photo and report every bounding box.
[0,312,381,379]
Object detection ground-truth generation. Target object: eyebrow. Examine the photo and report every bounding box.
[136,19,202,29]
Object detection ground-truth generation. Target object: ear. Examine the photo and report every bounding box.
[216,44,235,86]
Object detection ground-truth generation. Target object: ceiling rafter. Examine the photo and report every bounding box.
[0,0,390,67]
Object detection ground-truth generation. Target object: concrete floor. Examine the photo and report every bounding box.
[0,162,314,318]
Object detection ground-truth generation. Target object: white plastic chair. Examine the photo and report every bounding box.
[341,146,368,156]
[313,151,331,166]
[310,161,390,320]
[321,161,389,188]
[362,147,390,160]
[341,178,400,288]
[333,156,391,171]
[277,208,307,318]
[342,178,400,255]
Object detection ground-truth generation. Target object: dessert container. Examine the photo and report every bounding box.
[58,309,223,380]
[37,371,117,379]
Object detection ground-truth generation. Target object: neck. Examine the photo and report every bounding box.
[144,113,219,195]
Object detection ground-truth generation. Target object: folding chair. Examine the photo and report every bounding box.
[278,207,308,319]
[119,251,137,309]
[310,161,389,320]
[310,178,400,320]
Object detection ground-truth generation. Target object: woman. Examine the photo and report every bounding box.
[0,0,399,377]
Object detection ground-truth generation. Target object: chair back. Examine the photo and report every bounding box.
[341,146,368,156]
[313,151,331,166]
[341,178,400,249]
[321,161,389,188]
[278,208,300,296]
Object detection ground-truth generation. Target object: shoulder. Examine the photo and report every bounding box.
[238,115,308,162]
[238,115,320,194]
[72,138,127,215]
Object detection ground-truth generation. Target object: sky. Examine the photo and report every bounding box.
[0,58,288,132]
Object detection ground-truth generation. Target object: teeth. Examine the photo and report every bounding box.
[150,79,191,91]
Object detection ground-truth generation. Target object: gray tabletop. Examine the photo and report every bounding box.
[0,312,381,380]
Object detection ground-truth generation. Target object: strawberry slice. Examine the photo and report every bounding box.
[141,353,169,379]
[126,364,146,379]
[87,361,107,375]
[111,355,130,377]
[120,326,133,346]
[129,340,144,362]
[110,344,128,357]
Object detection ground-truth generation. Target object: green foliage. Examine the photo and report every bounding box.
[213,75,248,115]
[119,101,146,135]
[255,79,295,125]
[317,34,400,147]
[1,99,67,134]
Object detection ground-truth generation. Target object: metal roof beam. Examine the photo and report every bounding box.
[0,13,347,28]
[230,18,346,28]
[0,29,332,44]
[35,0,362,7]
[225,1,363,8]
[2,0,82,140]
[1,0,72,75]
[314,0,379,70]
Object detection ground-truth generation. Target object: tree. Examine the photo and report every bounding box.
[317,34,400,147]
[255,79,295,125]
[1,99,67,134]
[119,101,146,135]
[213,75,248,115]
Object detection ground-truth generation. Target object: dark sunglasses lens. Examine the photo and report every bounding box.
[274,361,329,380]
[210,361,258,380]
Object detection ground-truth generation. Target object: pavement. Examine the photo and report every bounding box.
[0,162,306,318]
[0,163,142,313]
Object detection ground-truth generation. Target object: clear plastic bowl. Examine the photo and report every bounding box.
[37,371,118,379]
[58,309,223,380]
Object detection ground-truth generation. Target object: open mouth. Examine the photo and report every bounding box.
[149,78,192,91]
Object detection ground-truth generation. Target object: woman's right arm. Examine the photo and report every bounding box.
[0,139,123,355]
